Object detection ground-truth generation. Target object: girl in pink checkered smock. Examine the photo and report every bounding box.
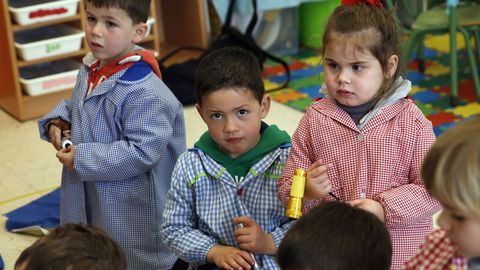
[277,1,441,269]
[403,115,480,270]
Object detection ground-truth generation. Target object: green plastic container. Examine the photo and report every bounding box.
[300,0,341,48]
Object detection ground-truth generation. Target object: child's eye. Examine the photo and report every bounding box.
[451,214,466,222]
[210,113,223,120]
[106,21,117,27]
[327,62,338,69]
[237,109,248,117]
[87,16,96,23]
[352,64,364,71]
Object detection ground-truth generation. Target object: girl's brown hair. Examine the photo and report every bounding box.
[321,3,404,99]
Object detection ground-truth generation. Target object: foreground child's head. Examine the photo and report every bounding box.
[422,115,480,258]
[277,201,392,270]
[194,47,270,158]
[15,223,126,270]
[321,2,403,107]
[85,0,150,67]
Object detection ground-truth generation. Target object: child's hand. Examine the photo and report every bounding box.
[56,145,75,170]
[233,216,275,255]
[207,245,254,270]
[349,198,385,223]
[48,124,63,150]
[304,160,333,201]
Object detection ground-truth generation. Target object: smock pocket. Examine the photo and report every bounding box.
[96,176,151,205]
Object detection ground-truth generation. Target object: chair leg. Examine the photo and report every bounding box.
[404,32,420,72]
[473,28,480,61]
[449,7,459,106]
[459,28,480,101]
[417,39,426,73]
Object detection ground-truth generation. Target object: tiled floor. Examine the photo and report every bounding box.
[0,100,303,270]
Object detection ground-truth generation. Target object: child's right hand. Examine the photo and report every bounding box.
[48,124,63,150]
[304,160,333,201]
[207,245,254,270]
[56,145,75,170]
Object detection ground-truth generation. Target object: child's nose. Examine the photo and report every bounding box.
[224,117,238,133]
[338,69,351,84]
[91,23,103,36]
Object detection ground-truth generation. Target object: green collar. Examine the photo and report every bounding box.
[194,123,290,178]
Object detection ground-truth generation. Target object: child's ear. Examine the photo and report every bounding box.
[386,54,398,78]
[260,95,271,119]
[132,22,148,43]
[195,103,206,121]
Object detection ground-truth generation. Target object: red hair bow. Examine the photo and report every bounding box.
[341,0,384,8]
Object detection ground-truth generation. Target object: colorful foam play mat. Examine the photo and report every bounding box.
[263,34,480,136]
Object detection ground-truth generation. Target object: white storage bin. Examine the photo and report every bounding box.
[231,6,299,55]
[19,59,80,96]
[253,7,299,55]
[14,24,84,61]
[9,0,80,26]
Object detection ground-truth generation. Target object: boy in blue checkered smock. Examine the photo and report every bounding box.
[161,47,293,270]
[37,1,186,269]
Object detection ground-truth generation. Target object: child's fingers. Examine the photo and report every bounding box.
[234,216,254,228]
[319,180,332,192]
[236,251,255,269]
[223,252,253,270]
[349,199,364,208]
[349,199,357,207]
[236,234,251,246]
[56,148,70,164]
[48,125,63,150]
[233,216,249,226]
[56,148,67,158]
[62,130,71,139]
[308,161,333,178]
[51,133,62,150]
[308,160,324,172]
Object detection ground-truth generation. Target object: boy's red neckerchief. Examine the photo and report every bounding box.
[341,0,383,8]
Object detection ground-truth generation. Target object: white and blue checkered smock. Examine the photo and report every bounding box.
[161,144,293,270]
[38,52,186,270]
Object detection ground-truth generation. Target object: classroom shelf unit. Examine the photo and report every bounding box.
[0,0,209,121]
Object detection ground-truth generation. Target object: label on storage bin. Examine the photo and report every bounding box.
[41,76,76,91]
[29,7,68,19]
[46,43,61,53]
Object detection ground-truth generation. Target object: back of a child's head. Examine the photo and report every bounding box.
[15,223,126,270]
[86,0,150,23]
[277,201,392,270]
[194,46,265,106]
[322,1,403,98]
[422,115,480,217]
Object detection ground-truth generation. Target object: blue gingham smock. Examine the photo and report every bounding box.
[161,144,293,270]
[38,53,186,270]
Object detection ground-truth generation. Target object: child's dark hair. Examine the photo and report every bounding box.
[277,201,392,270]
[194,47,265,105]
[86,0,150,23]
[322,3,403,99]
[15,223,126,270]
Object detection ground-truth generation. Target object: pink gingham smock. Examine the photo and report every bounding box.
[278,79,441,269]
[402,229,468,270]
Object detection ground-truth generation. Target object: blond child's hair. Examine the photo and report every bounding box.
[422,115,480,216]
